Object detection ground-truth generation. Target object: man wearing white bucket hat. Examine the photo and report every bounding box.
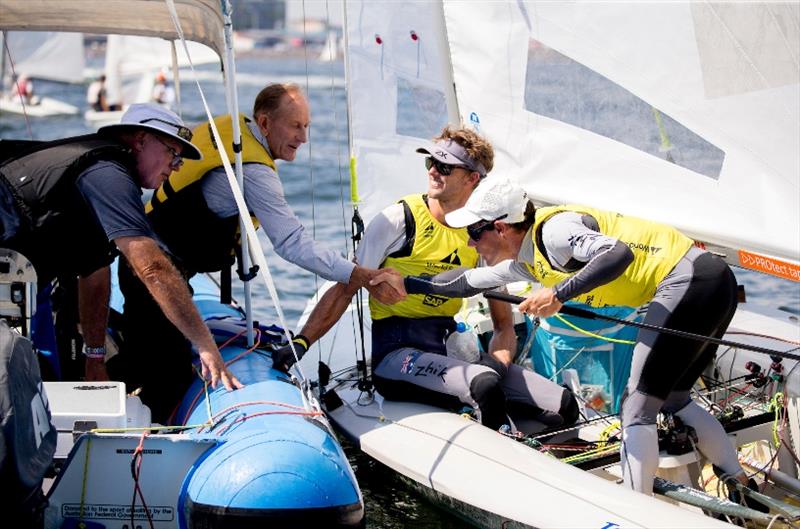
[0,103,243,406]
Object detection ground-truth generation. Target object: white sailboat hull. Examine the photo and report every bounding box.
[327,377,736,528]
[300,283,799,528]
[0,94,79,117]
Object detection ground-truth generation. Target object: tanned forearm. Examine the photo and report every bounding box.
[298,281,359,344]
[79,266,112,381]
[487,297,517,366]
[78,266,111,347]
[116,236,215,351]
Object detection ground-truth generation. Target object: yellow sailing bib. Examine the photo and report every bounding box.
[526,205,693,307]
[370,194,479,320]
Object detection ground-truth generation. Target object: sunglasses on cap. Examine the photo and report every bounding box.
[425,156,469,176]
[140,117,193,141]
[151,134,184,170]
[467,215,507,241]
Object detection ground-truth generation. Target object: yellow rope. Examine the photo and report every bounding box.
[770,392,785,447]
[92,377,216,434]
[552,314,636,345]
[79,436,92,524]
[597,420,621,448]
[561,441,621,464]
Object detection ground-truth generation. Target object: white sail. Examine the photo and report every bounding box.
[444,2,799,269]
[3,31,85,83]
[104,34,220,108]
[343,1,458,223]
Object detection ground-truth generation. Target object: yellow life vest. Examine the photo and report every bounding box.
[145,114,276,214]
[370,194,479,320]
[143,114,273,273]
[527,205,694,308]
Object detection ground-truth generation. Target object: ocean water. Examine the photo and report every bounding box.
[2,56,798,529]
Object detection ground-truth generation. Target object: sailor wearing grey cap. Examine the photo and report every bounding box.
[0,103,242,404]
[416,138,488,178]
[372,177,752,497]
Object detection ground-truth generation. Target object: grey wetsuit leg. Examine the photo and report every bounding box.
[500,364,578,426]
[621,247,741,492]
[373,347,506,428]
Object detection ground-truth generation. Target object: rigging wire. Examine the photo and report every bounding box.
[1,34,34,139]
[485,291,800,361]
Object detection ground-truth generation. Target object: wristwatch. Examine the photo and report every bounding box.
[83,345,106,359]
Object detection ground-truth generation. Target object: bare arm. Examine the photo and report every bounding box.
[487,295,517,367]
[115,236,242,390]
[298,281,360,344]
[78,266,111,381]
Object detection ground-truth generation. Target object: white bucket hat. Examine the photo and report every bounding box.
[445,177,530,227]
[99,103,202,160]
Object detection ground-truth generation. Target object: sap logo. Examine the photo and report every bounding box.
[30,381,53,449]
[422,294,448,307]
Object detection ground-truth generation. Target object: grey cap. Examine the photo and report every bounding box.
[99,103,202,160]
[416,138,487,177]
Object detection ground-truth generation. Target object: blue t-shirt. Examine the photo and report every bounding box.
[76,160,157,242]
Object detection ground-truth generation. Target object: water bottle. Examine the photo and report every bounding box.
[446,321,480,363]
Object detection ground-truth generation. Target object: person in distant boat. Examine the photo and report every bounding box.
[0,103,243,418]
[271,127,578,430]
[13,74,38,105]
[371,177,755,496]
[86,74,119,112]
[114,83,389,422]
[151,70,174,106]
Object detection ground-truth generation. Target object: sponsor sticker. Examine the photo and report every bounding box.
[738,250,800,282]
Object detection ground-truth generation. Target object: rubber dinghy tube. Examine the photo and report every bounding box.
[180,426,365,528]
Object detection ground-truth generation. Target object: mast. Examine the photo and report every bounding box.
[434,1,460,125]
[220,0,255,346]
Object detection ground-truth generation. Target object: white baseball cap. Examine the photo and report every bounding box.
[445,177,530,227]
[99,103,202,160]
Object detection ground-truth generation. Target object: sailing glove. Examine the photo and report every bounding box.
[272,334,310,373]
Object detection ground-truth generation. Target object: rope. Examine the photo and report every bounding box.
[130,430,154,529]
[552,314,636,345]
[78,436,93,523]
[485,291,800,361]
[1,36,34,139]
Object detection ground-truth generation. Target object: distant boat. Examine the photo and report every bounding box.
[318,30,341,62]
[85,34,221,127]
[0,31,82,117]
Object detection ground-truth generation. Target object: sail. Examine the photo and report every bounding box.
[343,1,458,223]
[3,32,85,83]
[442,2,799,269]
[104,34,220,106]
